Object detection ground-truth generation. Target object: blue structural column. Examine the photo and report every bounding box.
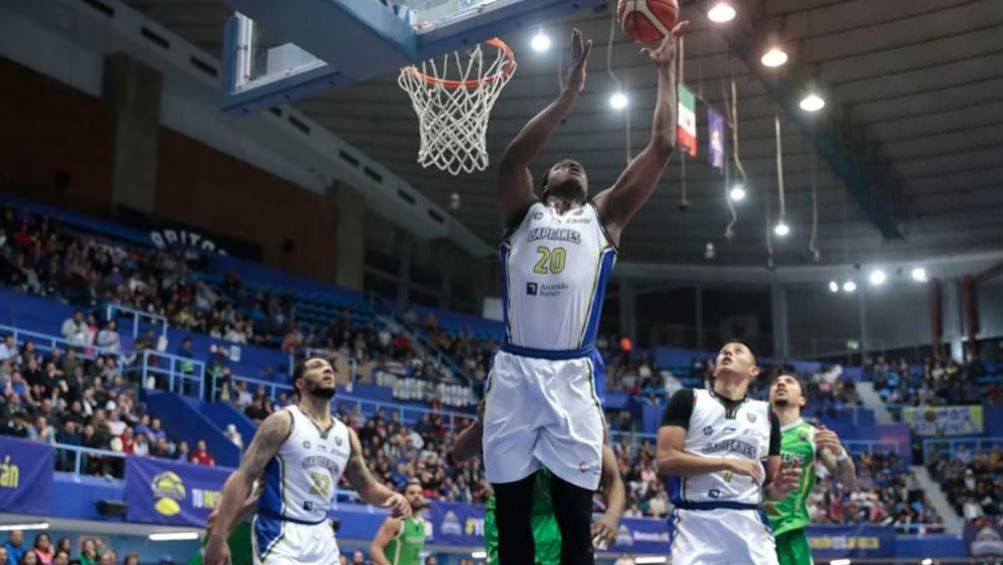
[102,53,161,215]
[331,183,366,291]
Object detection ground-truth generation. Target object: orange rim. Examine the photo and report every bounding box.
[406,38,516,89]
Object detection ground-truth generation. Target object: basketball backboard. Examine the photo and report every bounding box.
[220,0,606,114]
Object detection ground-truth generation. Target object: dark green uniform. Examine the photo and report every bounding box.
[383,517,426,565]
[765,419,817,565]
[483,469,561,565]
[189,521,254,565]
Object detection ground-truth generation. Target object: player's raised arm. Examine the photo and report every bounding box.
[763,411,801,500]
[498,29,592,226]
[344,428,411,517]
[593,22,687,246]
[815,427,858,490]
[204,412,291,565]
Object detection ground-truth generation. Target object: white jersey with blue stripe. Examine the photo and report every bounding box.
[500,201,617,351]
[259,406,351,524]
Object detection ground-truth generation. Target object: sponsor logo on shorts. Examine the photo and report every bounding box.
[578,461,602,475]
[708,489,721,498]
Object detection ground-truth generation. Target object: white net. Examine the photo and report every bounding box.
[398,39,516,176]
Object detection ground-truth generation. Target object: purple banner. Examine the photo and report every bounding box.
[707,108,725,170]
[0,437,53,515]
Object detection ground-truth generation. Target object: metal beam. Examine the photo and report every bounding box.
[716,11,905,240]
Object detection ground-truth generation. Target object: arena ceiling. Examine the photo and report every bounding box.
[123,0,1003,267]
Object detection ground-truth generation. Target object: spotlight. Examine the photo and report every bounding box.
[828,281,839,293]
[449,192,461,210]
[635,558,668,565]
[0,523,49,531]
[869,269,886,286]
[799,92,826,112]
[920,559,933,565]
[729,185,747,202]
[471,551,488,559]
[705,242,716,260]
[830,560,852,565]
[843,280,857,293]
[530,29,551,52]
[707,2,736,23]
[774,222,790,237]
[610,92,629,110]
[911,267,928,282]
[761,46,788,67]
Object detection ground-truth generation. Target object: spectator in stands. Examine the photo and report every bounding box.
[0,336,16,362]
[4,530,24,565]
[60,311,88,347]
[175,440,190,462]
[123,553,140,565]
[95,321,120,353]
[190,439,215,466]
[30,534,52,565]
[28,416,55,444]
[0,546,7,565]
[53,541,69,560]
[614,553,635,565]
[51,553,68,565]
[17,550,38,565]
[97,551,115,565]
[76,539,97,565]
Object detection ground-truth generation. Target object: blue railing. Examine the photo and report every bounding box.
[54,442,127,478]
[922,436,1003,464]
[213,371,475,430]
[96,304,168,339]
[0,323,123,365]
[127,349,206,399]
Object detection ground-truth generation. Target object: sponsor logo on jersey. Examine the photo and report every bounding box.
[703,426,714,436]
[335,435,343,447]
[747,413,757,423]
[303,441,311,449]
[708,489,721,498]
[700,438,758,458]
[302,455,341,475]
[538,283,568,297]
[532,211,544,221]
[527,227,581,245]
[526,282,538,296]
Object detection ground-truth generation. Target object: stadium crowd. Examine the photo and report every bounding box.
[865,354,999,407]
[928,444,1003,526]
[0,338,217,476]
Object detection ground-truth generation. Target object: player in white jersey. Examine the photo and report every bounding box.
[489,23,686,565]
[657,342,801,565]
[205,357,410,565]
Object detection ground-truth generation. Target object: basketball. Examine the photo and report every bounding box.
[617,0,680,44]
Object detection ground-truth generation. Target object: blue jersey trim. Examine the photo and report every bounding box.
[498,245,512,344]
[253,513,285,560]
[500,343,596,360]
[260,454,285,516]
[580,247,616,349]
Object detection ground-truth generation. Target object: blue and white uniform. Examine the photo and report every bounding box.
[484,201,616,491]
[661,388,780,565]
[253,405,351,565]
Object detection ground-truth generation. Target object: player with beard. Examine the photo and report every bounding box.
[657,341,801,564]
[488,23,685,565]
[766,373,857,565]
[370,479,430,565]
[205,357,411,565]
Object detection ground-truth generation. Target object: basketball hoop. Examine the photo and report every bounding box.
[398,39,516,176]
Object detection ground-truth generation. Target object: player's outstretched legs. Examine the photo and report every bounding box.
[550,473,595,565]
[493,474,536,564]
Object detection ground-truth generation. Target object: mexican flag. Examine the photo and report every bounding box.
[677,84,697,157]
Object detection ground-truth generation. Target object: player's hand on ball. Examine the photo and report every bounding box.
[385,493,412,518]
[203,535,231,565]
[565,28,593,94]
[727,459,764,485]
[592,514,619,548]
[773,464,802,496]
[639,21,689,68]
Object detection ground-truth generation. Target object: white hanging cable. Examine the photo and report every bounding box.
[678,35,689,208]
[607,11,632,163]
[774,114,787,224]
[724,148,737,240]
[808,147,821,261]
[765,186,775,268]
[728,77,748,182]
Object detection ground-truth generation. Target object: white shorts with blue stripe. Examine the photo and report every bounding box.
[483,345,606,491]
[667,506,777,565]
[252,513,340,565]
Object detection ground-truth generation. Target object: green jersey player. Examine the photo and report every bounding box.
[370,480,428,565]
[765,373,858,565]
[452,403,626,565]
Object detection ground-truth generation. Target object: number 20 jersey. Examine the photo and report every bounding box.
[500,201,617,351]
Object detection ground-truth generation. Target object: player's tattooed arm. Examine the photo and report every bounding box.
[816,428,858,490]
[205,411,291,565]
[345,428,411,518]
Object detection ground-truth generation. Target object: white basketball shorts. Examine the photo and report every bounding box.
[483,347,606,491]
[667,507,778,565]
[252,514,340,565]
